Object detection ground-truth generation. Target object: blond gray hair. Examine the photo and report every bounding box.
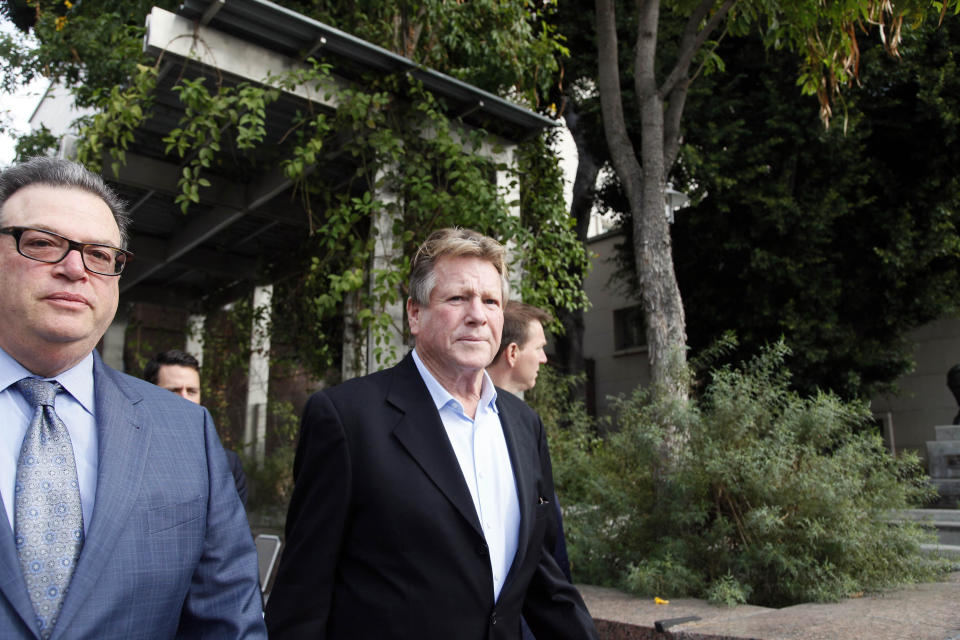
[409,228,509,305]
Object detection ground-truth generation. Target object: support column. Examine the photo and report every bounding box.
[243,284,272,466]
[495,145,522,300]
[368,181,405,374]
[342,168,405,381]
[185,313,205,366]
[496,145,523,398]
[341,290,366,381]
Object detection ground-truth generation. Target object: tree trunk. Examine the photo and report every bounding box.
[595,0,687,398]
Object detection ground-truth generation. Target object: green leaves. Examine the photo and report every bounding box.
[161,78,278,213]
[540,343,948,607]
[671,21,960,400]
[75,64,157,175]
[285,0,566,107]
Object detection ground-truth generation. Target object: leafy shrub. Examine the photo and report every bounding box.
[532,342,950,607]
[625,554,704,598]
[706,573,751,607]
[244,399,300,514]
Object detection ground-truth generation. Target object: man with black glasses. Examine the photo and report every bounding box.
[0,157,265,639]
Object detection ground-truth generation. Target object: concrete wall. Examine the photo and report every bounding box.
[871,316,960,463]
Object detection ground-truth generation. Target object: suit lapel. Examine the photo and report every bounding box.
[497,402,538,591]
[0,492,40,637]
[388,356,483,537]
[50,355,150,640]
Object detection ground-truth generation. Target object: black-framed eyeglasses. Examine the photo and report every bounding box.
[0,226,133,276]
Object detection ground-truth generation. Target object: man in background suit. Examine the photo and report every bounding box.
[143,349,248,506]
[487,301,574,640]
[487,301,551,397]
[0,157,265,639]
[143,349,204,404]
[266,227,597,639]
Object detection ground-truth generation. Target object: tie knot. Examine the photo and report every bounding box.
[15,378,62,408]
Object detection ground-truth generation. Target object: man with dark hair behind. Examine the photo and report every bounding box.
[142,348,201,403]
[143,349,248,506]
[487,301,552,396]
[487,301,573,640]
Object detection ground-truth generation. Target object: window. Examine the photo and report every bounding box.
[613,305,646,351]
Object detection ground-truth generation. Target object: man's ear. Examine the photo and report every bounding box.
[504,342,520,367]
[406,297,420,335]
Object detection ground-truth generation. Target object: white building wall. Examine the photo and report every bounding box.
[582,232,651,417]
[28,83,96,137]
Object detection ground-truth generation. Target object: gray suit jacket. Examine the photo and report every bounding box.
[0,352,266,639]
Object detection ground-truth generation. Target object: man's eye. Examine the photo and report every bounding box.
[24,238,57,248]
[87,248,112,262]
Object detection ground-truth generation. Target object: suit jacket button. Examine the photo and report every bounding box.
[490,611,498,625]
[477,542,488,557]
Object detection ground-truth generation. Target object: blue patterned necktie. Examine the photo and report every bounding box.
[14,378,84,640]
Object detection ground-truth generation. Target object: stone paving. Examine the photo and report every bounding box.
[579,571,960,640]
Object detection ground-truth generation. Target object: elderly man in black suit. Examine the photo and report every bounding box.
[266,228,597,639]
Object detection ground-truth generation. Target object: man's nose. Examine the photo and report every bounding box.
[55,249,88,279]
[464,297,486,321]
[175,388,191,399]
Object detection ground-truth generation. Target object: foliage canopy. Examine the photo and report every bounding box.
[588,6,960,399]
[588,0,960,400]
[666,18,960,399]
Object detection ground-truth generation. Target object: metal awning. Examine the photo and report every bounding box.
[92,0,555,311]
[176,0,556,140]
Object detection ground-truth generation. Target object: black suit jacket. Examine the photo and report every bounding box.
[265,354,597,640]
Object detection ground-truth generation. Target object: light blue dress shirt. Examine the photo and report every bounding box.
[412,349,521,600]
[0,346,98,534]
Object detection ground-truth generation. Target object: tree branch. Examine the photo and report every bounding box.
[634,0,661,104]
[660,0,737,98]
[662,82,688,171]
[596,0,644,196]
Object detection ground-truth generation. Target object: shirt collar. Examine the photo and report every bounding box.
[411,348,499,415]
[0,346,96,416]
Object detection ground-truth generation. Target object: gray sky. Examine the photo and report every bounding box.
[0,20,46,168]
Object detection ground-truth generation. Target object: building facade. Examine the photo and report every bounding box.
[582,229,959,465]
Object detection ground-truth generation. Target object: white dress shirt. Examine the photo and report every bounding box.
[412,349,521,600]
[0,346,99,534]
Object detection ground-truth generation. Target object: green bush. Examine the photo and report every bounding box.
[243,399,300,515]
[705,573,751,607]
[531,342,950,607]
